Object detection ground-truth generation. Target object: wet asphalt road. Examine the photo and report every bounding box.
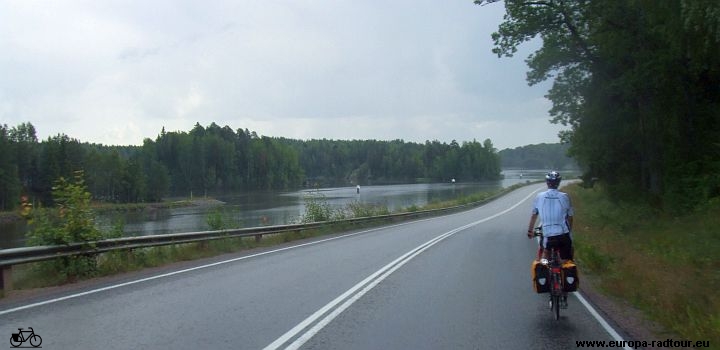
[0,184,625,349]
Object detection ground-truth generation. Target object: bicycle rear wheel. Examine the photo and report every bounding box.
[551,271,561,320]
[9,336,22,348]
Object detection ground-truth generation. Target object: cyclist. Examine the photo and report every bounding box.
[526,171,574,307]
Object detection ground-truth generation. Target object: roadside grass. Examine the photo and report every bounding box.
[12,231,325,291]
[567,184,720,345]
[6,183,528,295]
[409,189,495,212]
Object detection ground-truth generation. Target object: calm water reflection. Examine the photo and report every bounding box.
[1,169,558,248]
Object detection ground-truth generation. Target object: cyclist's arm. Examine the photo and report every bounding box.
[563,193,574,232]
[527,211,538,238]
[528,195,541,238]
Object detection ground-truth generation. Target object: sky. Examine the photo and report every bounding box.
[0,0,566,151]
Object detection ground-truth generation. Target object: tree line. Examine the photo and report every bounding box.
[0,122,501,211]
[498,143,578,170]
[478,0,720,211]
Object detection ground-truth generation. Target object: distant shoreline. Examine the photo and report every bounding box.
[0,198,226,225]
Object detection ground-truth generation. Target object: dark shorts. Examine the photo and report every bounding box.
[543,233,573,260]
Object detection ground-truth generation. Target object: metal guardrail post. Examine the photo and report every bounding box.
[1,265,11,292]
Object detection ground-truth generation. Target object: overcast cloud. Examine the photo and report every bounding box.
[0,0,564,150]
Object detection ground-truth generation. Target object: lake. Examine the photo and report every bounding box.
[0,169,555,249]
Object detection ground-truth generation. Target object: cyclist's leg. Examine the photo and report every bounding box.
[537,237,544,260]
[544,236,561,260]
[541,236,551,260]
[557,234,572,261]
[558,233,572,308]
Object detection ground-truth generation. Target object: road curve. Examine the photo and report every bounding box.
[0,184,629,349]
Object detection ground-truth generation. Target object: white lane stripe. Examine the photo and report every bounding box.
[265,188,543,350]
[262,231,450,350]
[1,186,540,316]
[553,180,632,348]
[575,293,632,350]
[0,220,429,316]
[284,225,468,350]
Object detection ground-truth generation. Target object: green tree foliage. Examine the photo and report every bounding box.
[287,138,500,186]
[499,143,578,170]
[300,194,390,223]
[0,122,502,207]
[300,193,336,223]
[477,0,720,210]
[28,171,103,245]
[27,171,104,278]
[0,125,21,211]
[0,123,41,211]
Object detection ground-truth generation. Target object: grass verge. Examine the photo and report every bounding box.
[11,228,333,291]
[566,184,720,345]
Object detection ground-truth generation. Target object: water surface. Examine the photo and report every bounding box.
[1,169,558,249]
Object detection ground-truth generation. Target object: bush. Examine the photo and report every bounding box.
[26,171,106,280]
[300,193,336,223]
[344,200,389,218]
[206,207,238,230]
[301,194,391,223]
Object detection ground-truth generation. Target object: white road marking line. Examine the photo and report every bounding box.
[1,186,538,316]
[6,186,621,350]
[575,293,632,350]
[283,226,465,350]
[264,188,542,350]
[0,220,422,316]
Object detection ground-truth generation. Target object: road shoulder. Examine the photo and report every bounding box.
[578,274,690,350]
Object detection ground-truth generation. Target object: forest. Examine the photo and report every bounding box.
[498,143,577,170]
[0,122,501,210]
[478,0,720,211]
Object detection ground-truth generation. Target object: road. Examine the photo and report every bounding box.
[0,184,629,349]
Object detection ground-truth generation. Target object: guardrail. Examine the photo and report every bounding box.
[0,182,536,293]
[0,203,470,292]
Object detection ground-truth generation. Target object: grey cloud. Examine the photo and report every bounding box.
[0,0,563,150]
